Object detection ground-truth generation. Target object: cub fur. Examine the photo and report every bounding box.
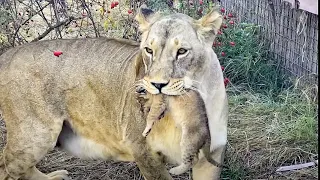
[137,88,224,175]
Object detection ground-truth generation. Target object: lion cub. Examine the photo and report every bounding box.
[136,87,220,175]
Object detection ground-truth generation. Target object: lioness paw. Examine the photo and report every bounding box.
[47,170,70,180]
[169,165,189,175]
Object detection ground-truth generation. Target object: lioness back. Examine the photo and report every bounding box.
[0,38,146,161]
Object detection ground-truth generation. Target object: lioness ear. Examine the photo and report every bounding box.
[135,8,160,32]
[194,6,222,43]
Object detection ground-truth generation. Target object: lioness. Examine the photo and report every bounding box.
[136,89,223,175]
[0,7,228,180]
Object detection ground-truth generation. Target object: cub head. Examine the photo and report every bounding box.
[135,7,222,95]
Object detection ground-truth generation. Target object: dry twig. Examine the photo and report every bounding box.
[276,160,318,172]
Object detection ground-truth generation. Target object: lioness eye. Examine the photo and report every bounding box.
[177,48,188,56]
[145,47,153,55]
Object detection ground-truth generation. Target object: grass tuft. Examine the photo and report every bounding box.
[222,84,318,179]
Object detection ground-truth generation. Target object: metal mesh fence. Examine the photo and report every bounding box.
[220,0,318,85]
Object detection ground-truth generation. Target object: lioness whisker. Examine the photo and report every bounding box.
[180,92,187,101]
[128,83,143,92]
[191,79,202,85]
[189,87,206,98]
[184,91,192,101]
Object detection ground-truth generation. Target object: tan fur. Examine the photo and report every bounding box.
[136,6,228,179]
[167,91,208,175]
[137,87,226,175]
[140,93,166,137]
[0,6,227,180]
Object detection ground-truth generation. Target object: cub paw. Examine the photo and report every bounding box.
[142,128,151,137]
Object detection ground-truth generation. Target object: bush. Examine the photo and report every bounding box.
[213,16,291,96]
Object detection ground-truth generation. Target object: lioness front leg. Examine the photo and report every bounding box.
[132,143,173,180]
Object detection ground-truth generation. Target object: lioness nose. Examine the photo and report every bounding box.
[151,82,169,91]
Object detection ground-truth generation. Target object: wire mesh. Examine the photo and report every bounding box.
[220,0,318,85]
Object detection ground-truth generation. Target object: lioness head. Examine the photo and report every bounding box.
[135,7,222,95]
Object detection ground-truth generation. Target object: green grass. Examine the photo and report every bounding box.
[221,84,318,179]
[215,22,291,98]
[212,21,317,179]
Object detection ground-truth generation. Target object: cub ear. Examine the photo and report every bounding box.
[194,6,223,43]
[135,8,160,32]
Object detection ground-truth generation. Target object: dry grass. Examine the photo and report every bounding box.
[0,85,317,180]
[221,84,318,180]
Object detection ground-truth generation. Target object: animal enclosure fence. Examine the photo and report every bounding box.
[219,0,318,85]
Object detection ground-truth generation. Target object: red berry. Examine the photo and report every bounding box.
[224,78,230,87]
[53,51,63,57]
[111,2,115,8]
[217,30,223,35]
[114,1,119,6]
[199,0,203,5]
[223,24,228,28]
[221,66,225,71]
[229,20,234,25]
[221,52,226,56]
[223,16,227,19]
[230,42,236,46]
[221,8,225,13]
[128,9,133,14]
[217,42,221,46]
[213,42,217,47]
[228,13,233,17]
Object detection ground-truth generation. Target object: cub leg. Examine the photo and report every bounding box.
[169,126,203,175]
[142,119,155,137]
[142,94,166,137]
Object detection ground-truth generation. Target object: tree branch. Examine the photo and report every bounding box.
[13,1,51,46]
[31,16,78,42]
[80,0,100,37]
